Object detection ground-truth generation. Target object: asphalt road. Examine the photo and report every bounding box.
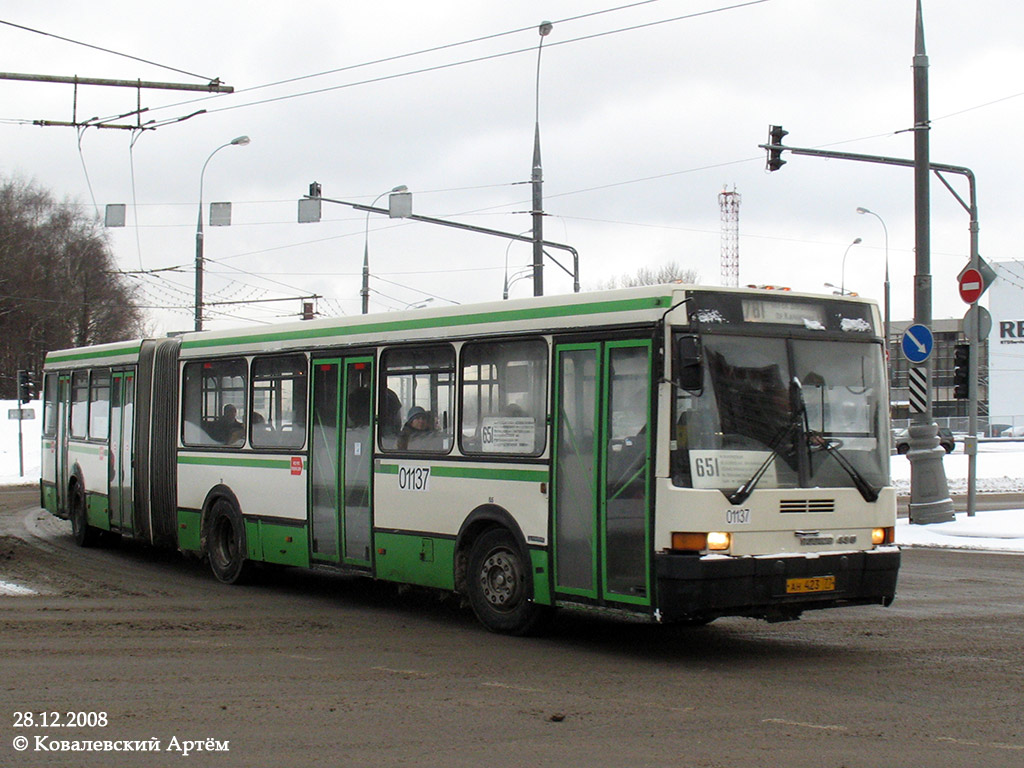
[1,486,1022,768]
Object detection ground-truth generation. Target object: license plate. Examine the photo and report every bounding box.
[786,575,836,594]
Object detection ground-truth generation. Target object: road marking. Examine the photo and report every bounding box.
[285,654,324,662]
[0,579,37,596]
[482,682,546,693]
[372,666,432,678]
[938,737,1024,752]
[762,718,847,732]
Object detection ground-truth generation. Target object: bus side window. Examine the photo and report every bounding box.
[88,369,111,440]
[42,373,58,437]
[70,370,89,439]
[379,346,455,453]
[460,339,547,456]
[182,358,248,448]
[250,354,307,450]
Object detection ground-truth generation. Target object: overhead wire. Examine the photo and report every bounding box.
[0,17,218,82]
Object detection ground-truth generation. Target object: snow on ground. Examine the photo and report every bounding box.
[3,399,1022,552]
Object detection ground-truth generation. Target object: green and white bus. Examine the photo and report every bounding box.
[40,284,899,634]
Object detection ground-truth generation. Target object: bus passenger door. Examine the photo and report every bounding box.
[309,357,375,568]
[108,371,135,532]
[56,374,71,514]
[553,341,652,608]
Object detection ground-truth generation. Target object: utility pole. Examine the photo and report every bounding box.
[759,2,956,525]
[531,22,553,298]
[905,0,955,524]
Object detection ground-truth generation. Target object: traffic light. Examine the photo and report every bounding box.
[952,344,970,400]
[16,369,34,404]
[766,124,788,172]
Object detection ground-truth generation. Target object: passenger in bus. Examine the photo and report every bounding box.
[398,406,440,451]
[217,403,244,446]
[379,389,403,447]
[347,387,371,428]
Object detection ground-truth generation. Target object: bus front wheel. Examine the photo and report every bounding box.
[467,528,551,636]
[205,499,251,585]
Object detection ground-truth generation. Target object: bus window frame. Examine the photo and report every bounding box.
[378,343,456,455]
[88,368,111,442]
[42,372,58,438]
[69,370,90,440]
[181,357,249,449]
[249,353,308,451]
[458,336,549,458]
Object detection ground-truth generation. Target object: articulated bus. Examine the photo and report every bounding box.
[40,285,899,634]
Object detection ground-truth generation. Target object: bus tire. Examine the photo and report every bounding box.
[205,498,251,585]
[70,483,100,548]
[466,528,550,636]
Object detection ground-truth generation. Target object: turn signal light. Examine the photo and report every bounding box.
[670,532,731,552]
[872,527,895,546]
[671,532,707,551]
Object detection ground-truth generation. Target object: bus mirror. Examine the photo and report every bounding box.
[675,335,702,392]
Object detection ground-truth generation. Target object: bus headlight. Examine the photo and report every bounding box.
[670,531,732,552]
[872,527,895,546]
[706,531,731,551]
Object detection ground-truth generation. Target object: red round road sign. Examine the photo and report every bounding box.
[959,268,984,304]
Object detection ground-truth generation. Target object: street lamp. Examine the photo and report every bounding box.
[195,135,250,332]
[531,21,553,298]
[362,184,408,315]
[824,282,855,296]
[839,237,862,297]
[856,206,891,360]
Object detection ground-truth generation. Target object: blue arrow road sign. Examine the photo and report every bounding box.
[902,324,934,364]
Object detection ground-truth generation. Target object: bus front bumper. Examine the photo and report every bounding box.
[654,547,900,623]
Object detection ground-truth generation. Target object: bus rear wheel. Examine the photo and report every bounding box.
[205,499,251,585]
[467,528,551,636]
[70,484,100,548]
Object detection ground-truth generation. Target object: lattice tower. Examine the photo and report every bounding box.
[719,186,741,287]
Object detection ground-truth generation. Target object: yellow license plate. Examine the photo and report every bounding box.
[786,575,836,594]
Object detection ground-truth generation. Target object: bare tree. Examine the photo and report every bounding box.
[0,177,144,397]
[591,260,700,290]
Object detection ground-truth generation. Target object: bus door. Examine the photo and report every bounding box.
[309,356,375,568]
[108,370,135,532]
[55,374,71,514]
[552,340,653,607]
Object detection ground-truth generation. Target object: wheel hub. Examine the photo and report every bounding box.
[480,551,518,608]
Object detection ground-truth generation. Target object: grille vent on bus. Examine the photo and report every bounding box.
[779,499,835,514]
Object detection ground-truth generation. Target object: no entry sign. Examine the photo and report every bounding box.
[959,268,983,304]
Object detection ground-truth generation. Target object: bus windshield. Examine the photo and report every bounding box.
[672,334,889,494]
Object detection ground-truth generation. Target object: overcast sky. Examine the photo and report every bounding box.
[2,0,1021,334]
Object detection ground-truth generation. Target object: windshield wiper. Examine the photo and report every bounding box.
[726,429,790,505]
[726,379,804,506]
[808,433,881,502]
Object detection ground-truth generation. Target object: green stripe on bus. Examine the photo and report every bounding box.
[376,463,547,483]
[178,455,295,470]
[46,344,142,363]
[182,296,670,350]
[68,443,105,455]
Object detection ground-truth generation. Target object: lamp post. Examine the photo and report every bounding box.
[856,206,891,370]
[531,21,553,298]
[362,184,408,314]
[195,135,250,332]
[824,282,855,296]
[839,237,862,297]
